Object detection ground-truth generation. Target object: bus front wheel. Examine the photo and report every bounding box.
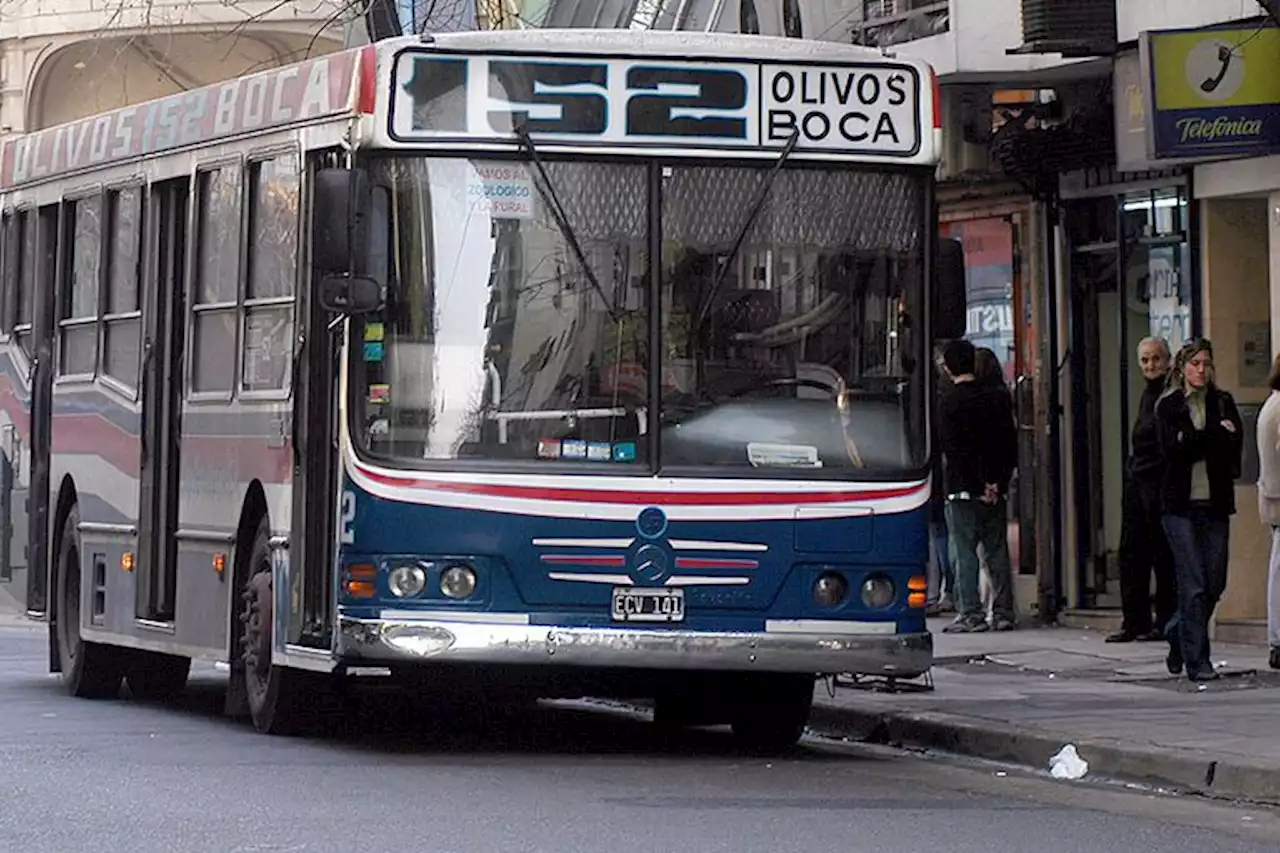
[239,516,305,735]
[729,674,815,751]
[55,506,125,699]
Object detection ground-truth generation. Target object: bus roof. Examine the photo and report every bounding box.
[1,29,939,190]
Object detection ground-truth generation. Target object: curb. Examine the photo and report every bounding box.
[807,701,1280,805]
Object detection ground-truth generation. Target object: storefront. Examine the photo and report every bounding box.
[1055,166,1196,617]
[937,180,1038,609]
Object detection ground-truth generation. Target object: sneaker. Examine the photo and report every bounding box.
[942,617,990,634]
[1187,669,1220,683]
[990,617,1016,632]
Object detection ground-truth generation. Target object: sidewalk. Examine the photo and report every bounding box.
[811,617,1280,803]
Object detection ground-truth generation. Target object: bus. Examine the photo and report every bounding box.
[0,29,965,747]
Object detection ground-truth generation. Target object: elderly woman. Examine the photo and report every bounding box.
[1156,339,1243,682]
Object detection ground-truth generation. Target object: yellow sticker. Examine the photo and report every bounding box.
[364,322,385,343]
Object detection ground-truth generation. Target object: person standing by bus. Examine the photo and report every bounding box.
[1256,351,1280,670]
[1157,339,1243,681]
[1109,337,1176,644]
[938,339,1017,633]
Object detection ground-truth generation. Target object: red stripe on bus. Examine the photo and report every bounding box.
[539,555,627,567]
[674,557,759,569]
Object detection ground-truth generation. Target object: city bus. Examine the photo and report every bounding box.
[0,29,964,746]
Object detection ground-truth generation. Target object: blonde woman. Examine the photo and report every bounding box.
[1257,352,1280,670]
[1156,339,1243,682]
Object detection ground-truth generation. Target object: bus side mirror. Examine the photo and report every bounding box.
[312,167,385,314]
[933,237,967,341]
[320,274,382,314]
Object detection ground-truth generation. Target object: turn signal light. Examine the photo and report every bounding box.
[344,564,377,598]
[212,552,226,575]
[908,592,928,609]
[120,552,134,573]
[907,576,928,591]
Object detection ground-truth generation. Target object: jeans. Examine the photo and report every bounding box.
[1161,510,1230,677]
[948,498,1014,623]
[1117,480,1176,635]
[1268,527,1280,649]
[929,518,954,602]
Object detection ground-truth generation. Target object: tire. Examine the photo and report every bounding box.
[239,516,318,735]
[125,650,191,702]
[729,674,815,752]
[55,506,125,699]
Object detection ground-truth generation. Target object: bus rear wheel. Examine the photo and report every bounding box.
[55,506,124,699]
[729,674,814,752]
[239,516,308,735]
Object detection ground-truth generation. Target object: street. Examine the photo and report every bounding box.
[1,618,1277,853]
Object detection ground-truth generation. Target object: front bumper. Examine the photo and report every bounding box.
[337,615,933,677]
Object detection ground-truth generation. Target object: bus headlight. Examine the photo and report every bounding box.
[860,576,896,609]
[440,565,478,600]
[388,564,428,598]
[813,572,848,607]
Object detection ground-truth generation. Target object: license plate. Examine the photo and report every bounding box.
[611,587,685,623]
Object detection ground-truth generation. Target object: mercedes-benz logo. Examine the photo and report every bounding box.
[632,544,670,585]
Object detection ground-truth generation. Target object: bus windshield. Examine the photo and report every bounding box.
[350,155,927,476]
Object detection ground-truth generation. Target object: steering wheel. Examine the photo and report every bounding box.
[728,377,841,400]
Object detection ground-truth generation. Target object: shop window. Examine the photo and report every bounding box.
[191,166,241,395]
[242,154,299,393]
[103,187,143,388]
[60,196,102,377]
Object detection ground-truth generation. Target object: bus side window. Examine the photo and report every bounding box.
[14,210,35,356]
[103,187,143,389]
[0,213,11,336]
[191,166,241,396]
[59,194,103,378]
[242,154,300,394]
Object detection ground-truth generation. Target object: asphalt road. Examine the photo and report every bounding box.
[1,618,1277,853]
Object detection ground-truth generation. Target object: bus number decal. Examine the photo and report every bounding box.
[339,490,356,545]
[625,67,748,139]
[486,60,608,136]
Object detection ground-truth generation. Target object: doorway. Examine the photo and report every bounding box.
[136,178,188,623]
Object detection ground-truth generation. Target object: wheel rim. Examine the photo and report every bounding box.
[60,542,81,671]
[240,569,273,712]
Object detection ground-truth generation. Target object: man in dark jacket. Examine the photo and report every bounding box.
[1109,337,1176,643]
[937,339,1018,632]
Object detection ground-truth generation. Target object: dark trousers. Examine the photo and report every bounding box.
[1117,480,1176,635]
[1161,509,1230,678]
[948,498,1014,623]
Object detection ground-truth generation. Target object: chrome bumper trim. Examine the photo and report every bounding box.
[336,616,932,676]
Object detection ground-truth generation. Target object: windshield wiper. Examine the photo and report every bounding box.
[694,128,801,330]
[514,125,620,323]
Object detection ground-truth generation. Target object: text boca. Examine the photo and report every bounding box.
[762,65,919,153]
[1,51,359,188]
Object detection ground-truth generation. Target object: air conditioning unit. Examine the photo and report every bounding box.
[1019,0,1115,55]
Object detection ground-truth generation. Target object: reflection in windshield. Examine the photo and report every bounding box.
[660,165,925,472]
[350,157,649,465]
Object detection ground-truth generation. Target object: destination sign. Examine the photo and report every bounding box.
[388,52,923,158]
[0,49,362,189]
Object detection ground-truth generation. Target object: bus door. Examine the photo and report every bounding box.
[27,204,59,617]
[289,154,346,648]
[136,178,188,622]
